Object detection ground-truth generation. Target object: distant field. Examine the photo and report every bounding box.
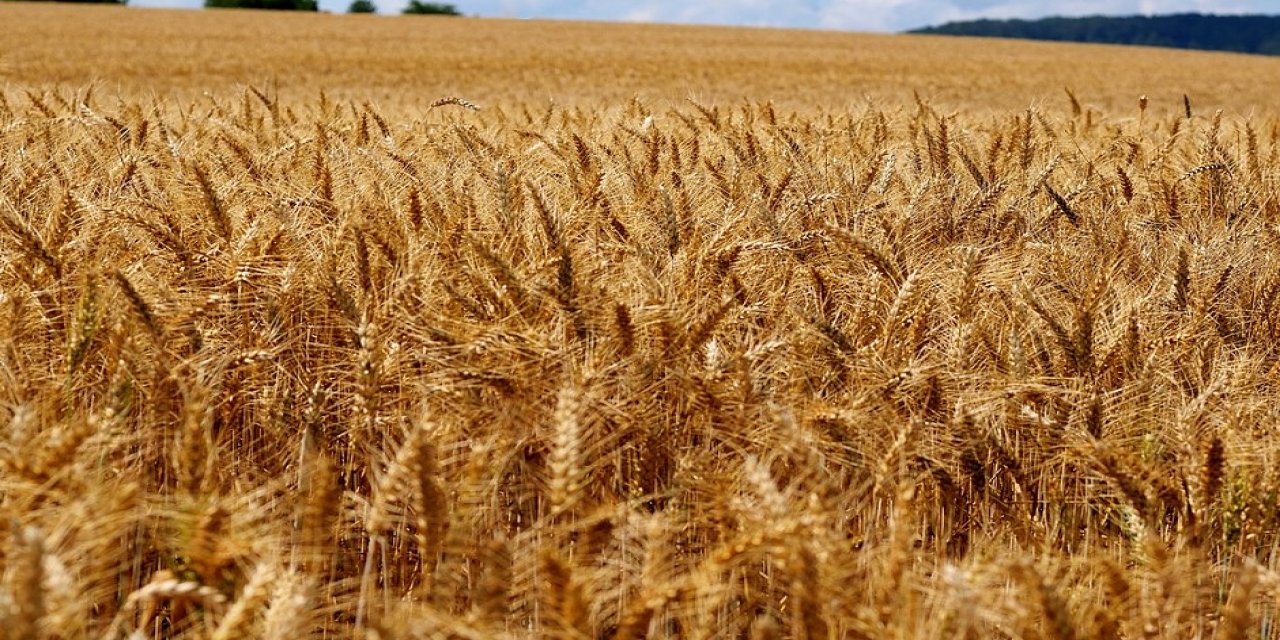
[5,4,1280,639]
[4,3,1280,112]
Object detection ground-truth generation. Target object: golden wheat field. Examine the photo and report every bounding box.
[5,3,1280,638]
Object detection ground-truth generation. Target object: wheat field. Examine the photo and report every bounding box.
[4,3,1280,639]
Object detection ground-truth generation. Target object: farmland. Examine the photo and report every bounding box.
[4,3,1280,638]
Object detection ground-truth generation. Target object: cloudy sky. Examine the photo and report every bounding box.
[128,0,1278,32]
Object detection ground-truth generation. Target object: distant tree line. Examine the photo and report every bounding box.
[400,1,457,14]
[195,0,460,14]
[910,13,1280,56]
[341,0,461,13]
[0,0,460,10]
[204,0,316,9]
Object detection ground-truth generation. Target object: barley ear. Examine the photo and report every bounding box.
[1217,563,1258,640]
[263,572,315,640]
[473,535,512,623]
[1017,561,1078,640]
[540,550,589,639]
[212,564,276,640]
[548,382,585,521]
[113,270,165,339]
[751,613,784,640]
[188,504,230,585]
[190,162,233,242]
[1200,435,1224,517]
[790,545,828,640]
[5,526,46,640]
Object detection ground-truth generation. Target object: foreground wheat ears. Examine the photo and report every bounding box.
[2,87,1280,639]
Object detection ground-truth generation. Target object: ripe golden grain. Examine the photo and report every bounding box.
[3,4,1280,639]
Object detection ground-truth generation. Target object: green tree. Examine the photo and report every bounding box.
[204,0,317,10]
[401,0,458,15]
[348,0,376,12]
[910,13,1280,56]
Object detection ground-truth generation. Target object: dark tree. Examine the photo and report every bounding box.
[401,0,458,15]
[910,13,1280,57]
[348,0,376,12]
[204,0,317,10]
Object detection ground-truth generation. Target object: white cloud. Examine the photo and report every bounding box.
[623,7,660,21]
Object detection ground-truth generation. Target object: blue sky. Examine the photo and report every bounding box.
[128,0,1280,32]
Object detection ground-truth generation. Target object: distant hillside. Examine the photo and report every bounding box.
[910,14,1280,56]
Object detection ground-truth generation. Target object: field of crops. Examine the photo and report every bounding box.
[4,3,1280,639]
